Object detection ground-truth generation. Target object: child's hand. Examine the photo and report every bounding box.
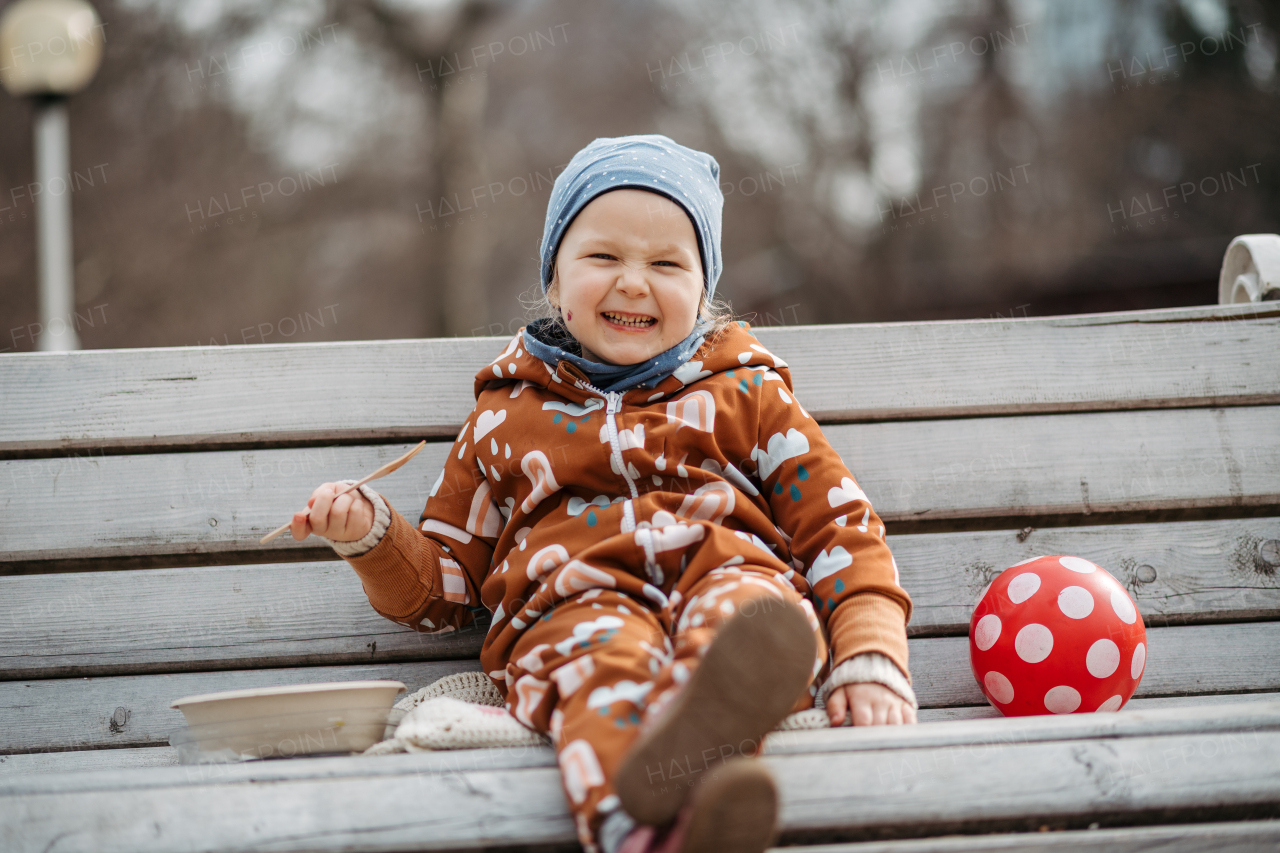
[826,682,917,726]
[290,482,375,542]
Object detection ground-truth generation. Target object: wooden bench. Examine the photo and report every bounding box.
[3,236,1280,851]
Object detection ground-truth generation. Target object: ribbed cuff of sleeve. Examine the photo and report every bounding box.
[819,651,919,710]
[826,592,911,682]
[321,480,391,557]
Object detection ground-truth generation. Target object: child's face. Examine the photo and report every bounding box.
[552,188,704,366]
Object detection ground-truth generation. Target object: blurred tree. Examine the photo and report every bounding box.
[0,0,1274,351]
[352,0,521,336]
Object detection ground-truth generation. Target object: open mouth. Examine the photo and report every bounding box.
[601,311,657,329]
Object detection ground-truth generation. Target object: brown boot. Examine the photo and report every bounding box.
[614,597,815,825]
[617,759,780,853]
[675,758,779,853]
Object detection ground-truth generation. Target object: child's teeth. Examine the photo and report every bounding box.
[606,313,652,327]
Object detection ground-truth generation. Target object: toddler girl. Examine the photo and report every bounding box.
[291,135,917,853]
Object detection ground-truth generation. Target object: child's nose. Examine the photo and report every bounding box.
[614,262,651,295]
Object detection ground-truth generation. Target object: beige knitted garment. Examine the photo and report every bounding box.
[363,672,829,755]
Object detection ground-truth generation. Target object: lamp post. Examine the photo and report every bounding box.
[0,0,104,351]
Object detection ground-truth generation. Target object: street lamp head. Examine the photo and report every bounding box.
[0,0,104,98]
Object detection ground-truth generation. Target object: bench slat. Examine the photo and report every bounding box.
[773,730,1280,844]
[895,516,1280,636]
[0,660,484,754]
[0,561,487,679]
[792,820,1280,853]
[4,622,1274,754]
[1,763,576,852]
[3,713,1279,851]
[0,746,178,775]
[6,699,1272,784]
[910,621,1280,709]
[763,698,1280,755]
[916,690,1280,722]
[10,691,1280,778]
[12,692,1277,777]
[4,406,1276,566]
[5,516,1277,679]
[1,303,1275,455]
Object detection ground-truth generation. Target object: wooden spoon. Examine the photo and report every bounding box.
[258,440,427,544]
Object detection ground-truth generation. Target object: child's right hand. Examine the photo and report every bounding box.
[290,482,375,542]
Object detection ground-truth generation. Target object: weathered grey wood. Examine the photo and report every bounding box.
[909,622,1280,709]
[4,621,1273,755]
[916,691,1280,722]
[4,722,1280,850]
[0,442,453,565]
[893,516,1280,635]
[0,336,495,453]
[794,820,1280,852]
[0,561,487,679]
[0,746,178,775]
[771,730,1280,843]
[5,698,1270,789]
[1,747,561,794]
[14,692,1276,778]
[823,404,1279,524]
[764,698,1280,755]
[0,761,577,852]
[0,660,483,754]
[5,406,1277,565]
[0,303,1275,455]
[7,515,1277,678]
[11,692,1278,777]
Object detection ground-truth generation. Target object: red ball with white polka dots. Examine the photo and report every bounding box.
[969,555,1147,716]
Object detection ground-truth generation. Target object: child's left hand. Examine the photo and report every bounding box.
[826,682,917,726]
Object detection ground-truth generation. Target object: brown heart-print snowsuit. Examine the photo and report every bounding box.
[333,322,913,850]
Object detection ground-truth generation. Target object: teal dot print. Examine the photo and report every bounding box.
[790,484,801,501]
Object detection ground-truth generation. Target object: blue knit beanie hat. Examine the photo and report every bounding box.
[539,134,724,300]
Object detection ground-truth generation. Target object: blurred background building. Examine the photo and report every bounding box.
[0,0,1276,350]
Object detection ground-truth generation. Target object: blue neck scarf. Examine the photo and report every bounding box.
[522,319,706,394]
